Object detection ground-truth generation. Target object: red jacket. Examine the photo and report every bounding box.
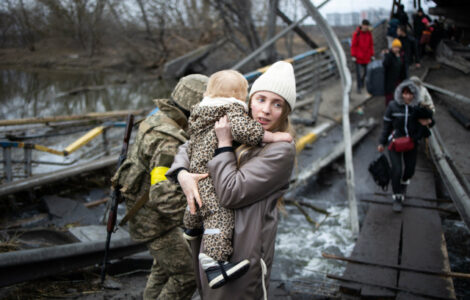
[351,27,374,64]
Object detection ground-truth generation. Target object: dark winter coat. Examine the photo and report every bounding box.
[379,80,434,146]
[351,27,374,64]
[383,51,405,95]
[397,9,409,27]
[413,13,430,39]
[387,18,400,38]
[399,34,420,66]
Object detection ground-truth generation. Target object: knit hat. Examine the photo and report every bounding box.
[392,38,402,48]
[249,61,296,111]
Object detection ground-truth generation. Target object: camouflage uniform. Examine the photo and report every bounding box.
[111,74,208,300]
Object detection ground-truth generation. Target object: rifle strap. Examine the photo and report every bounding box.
[119,192,149,226]
[119,113,185,226]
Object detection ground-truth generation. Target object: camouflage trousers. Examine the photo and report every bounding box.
[143,227,196,300]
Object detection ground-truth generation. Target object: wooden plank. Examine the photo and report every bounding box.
[398,169,456,300]
[404,170,436,207]
[398,207,456,299]
[341,204,401,298]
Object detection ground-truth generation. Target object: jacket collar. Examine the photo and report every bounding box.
[199,96,248,112]
[153,98,188,129]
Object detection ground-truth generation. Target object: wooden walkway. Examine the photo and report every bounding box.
[335,152,456,299]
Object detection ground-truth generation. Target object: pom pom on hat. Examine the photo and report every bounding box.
[392,38,402,48]
[249,61,297,111]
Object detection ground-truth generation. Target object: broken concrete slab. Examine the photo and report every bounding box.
[68,225,130,243]
[43,195,102,227]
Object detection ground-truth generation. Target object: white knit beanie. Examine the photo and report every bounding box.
[249,61,296,111]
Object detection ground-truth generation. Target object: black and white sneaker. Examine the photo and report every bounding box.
[392,194,403,213]
[206,260,250,289]
[182,228,204,241]
[400,179,410,196]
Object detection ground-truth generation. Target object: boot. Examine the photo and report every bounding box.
[199,253,250,289]
[182,227,204,241]
[400,179,410,197]
[392,194,403,213]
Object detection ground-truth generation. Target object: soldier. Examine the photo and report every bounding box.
[111,74,208,300]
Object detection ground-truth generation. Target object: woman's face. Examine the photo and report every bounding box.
[250,91,286,131]
[402,90,414,104]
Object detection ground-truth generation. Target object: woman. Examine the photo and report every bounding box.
[377,80,434,212]
[166,61,296,299]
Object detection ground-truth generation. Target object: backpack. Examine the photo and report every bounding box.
[368,154,391,191]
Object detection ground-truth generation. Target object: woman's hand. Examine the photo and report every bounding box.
[215,115,233,148]
[177,170,208,214]
[418,118,432,126]
[377,144,385,152]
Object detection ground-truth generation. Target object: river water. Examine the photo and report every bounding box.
[0,69,174,120]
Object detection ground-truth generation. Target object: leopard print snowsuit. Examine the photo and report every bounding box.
[186,96,264,261]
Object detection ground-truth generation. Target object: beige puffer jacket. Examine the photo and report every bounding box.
[167,140,295,300]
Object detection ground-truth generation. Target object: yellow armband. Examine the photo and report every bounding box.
[150,166,169,185]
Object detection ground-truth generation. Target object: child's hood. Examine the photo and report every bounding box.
[199,96,248,112]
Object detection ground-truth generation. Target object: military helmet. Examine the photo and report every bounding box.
[171,74,208,111]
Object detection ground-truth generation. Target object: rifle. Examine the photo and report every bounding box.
[100,114,134,284]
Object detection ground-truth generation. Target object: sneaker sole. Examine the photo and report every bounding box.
[208,259,250,289]
[182,232,200,241]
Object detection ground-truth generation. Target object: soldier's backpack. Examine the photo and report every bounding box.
[366,59,385,96]
[368,154,391,191]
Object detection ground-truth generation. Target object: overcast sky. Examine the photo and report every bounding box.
[312,0,435,14]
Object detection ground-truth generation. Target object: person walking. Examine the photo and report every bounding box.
[377,80,434,212]
[383,39,406,106]
[412,8,430,44]
[396,4,409,28]
[167,61,297,299]
[397,25,420,78]
[111,74,208,300]
[351,19,374,93]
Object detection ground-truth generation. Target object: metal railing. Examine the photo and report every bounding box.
[0,122,128,182]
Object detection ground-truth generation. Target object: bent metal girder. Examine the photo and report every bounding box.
[0,237,146,287]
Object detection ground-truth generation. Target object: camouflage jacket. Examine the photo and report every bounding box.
[111,98,188,242]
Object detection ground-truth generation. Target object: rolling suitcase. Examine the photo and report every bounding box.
[366,59,385,96]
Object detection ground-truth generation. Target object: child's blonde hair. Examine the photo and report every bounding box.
[204,70,248,102]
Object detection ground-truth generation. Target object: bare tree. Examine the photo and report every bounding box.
[5,0,36,51]
[210,0,264,54]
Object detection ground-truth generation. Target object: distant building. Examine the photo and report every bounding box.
[326,9,389,27]
[360,8,389,25]
[326,12,360,26]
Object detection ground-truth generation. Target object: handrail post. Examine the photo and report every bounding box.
[3,147,13,182]
[300,0,359,236]
[24,147,32,177]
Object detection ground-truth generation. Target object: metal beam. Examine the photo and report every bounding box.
[300,0,359,236]
[0,155,118,197]
[231,0,329,71]
[275,8,318,49]
[0,237,146,287]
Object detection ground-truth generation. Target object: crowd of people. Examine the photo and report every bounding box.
[350,5,438,213]
[107,6,446,300]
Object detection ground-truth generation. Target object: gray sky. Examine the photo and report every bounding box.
[313,0,435,14]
